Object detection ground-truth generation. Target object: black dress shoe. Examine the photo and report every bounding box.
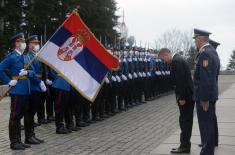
[94,117,103,121]
[170,147,190,154]
[56,127,71,134]
[101,114,109,118]
[25,137,41,145]
[20,142,31,148]
[33,136,45,143]
[47,116,55,122]
[10,143,26,150]
[34,122,41,127]
[76,121,89,127]
[67,125,81,131]
[38,118,48,124]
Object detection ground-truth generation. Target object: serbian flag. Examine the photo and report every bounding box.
[37,10,119,102]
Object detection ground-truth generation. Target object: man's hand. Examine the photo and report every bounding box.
[200,101,209,112]
[178,100,186,106]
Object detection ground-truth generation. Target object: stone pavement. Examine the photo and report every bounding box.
[150,80,235,155]
[0,75,234,155]
[0,92,179,155]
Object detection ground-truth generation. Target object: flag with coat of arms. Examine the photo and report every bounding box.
[37,10,119,102]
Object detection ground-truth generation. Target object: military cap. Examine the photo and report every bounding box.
[27,35,40,43]
[10,32,25,43]
[209,39,220,49]
[193,28,212,39]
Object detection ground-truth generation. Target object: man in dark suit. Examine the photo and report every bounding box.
[158,48,195,154]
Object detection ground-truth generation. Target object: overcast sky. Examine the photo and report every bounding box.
[116,0,235,69]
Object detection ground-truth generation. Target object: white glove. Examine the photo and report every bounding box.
[111,76,117,82]
[121,74,127,81]
[9,80,18,86]
[40,81,47,92]
[46,79,53,85]
[116,75,121,82]
[133,72,138,78]
[19,69,28,76]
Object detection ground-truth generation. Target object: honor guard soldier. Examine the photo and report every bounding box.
[122,50,131,109]
[193,29,220,155]
[25,35,47,144]
[45,68,56,122]
[52,73,72,134]
[0,33,36,150]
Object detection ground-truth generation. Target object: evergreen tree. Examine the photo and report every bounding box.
[77,0,119,45]
[227,50,235,70]
[0,0,119,60]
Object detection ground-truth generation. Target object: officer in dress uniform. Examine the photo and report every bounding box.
[193,29,220,155]
[0,33,36,150]
[25,35,47,144]
[198,39,220,148]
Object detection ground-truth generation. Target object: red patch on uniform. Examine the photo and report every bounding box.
[203,59,209,67]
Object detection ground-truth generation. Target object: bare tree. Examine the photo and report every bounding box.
[127,35,135,47]
[155,28,195,56]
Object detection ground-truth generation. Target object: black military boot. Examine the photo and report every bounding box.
[33,136,45,143]
[67,124,81,131]
[56,126,71,134]
[10,142,26,150]
[38,118,48,124]
[25,136,41,145]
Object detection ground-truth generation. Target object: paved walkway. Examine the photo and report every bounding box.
[150,82,235,155]
[0,75,234,155]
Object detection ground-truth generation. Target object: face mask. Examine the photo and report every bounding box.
[19,43,26,51]
[34,45,40,52]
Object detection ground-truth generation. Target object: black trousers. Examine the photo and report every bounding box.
[197,101,215,155]
[178,99,195,148]
[46,86,55,118]
[37,92,46,121]
[9,95,30,144]
[213,104,219,145]
[27,91,42,138]
[54,89,69,129]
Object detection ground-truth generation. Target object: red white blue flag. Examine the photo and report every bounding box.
[37,10,119,101]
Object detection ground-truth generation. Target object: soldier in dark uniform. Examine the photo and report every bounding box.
[0,33,36,150]
[122,50,131,109]
[198,39,220,148]
[193,29,220,155]
[158,48,194,154]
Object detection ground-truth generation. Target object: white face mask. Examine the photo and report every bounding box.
[19,43,26,51]
[34,45,40,52]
